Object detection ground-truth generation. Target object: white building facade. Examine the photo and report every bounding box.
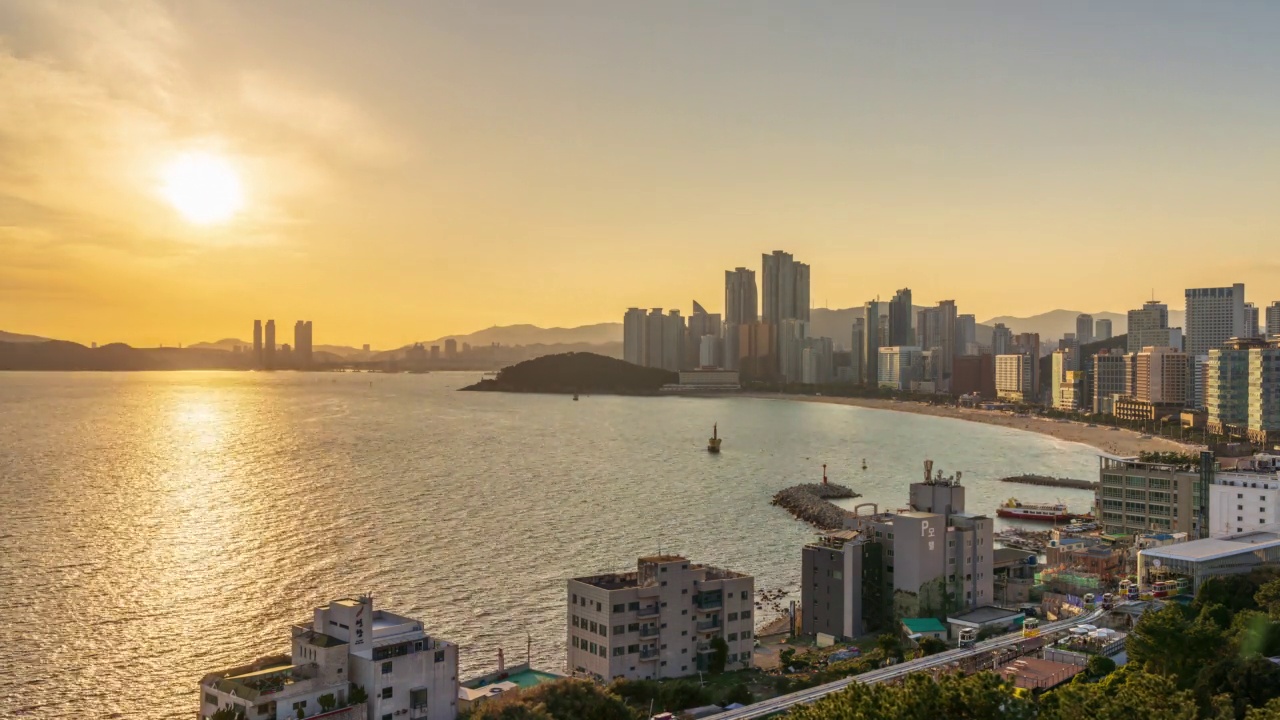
[996,354,1033,402]
[567,556,755,682]
[200,596,458,720]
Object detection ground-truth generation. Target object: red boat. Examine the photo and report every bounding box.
[996,498,1072,522]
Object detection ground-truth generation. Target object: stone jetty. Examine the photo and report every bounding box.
[999,474,1097,490]
[771,482,860,529]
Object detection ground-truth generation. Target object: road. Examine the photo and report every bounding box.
[706,605,1111,720]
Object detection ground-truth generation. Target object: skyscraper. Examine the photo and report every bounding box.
[645,308,666,369]
[1268,302,1280,337]
[1245,302,1260,338]
[778,319,808,384]
[1095,318,1113,341]
[264,320,276,369]
[1127,301,1182,353]
[623,307,648,365]
[293,320,313,366]
[724,268,758,326]
[849,318,865,383]
[687,301,721,370]
[253,320,263,366]
[862,300,881,385]
[936,300,958,380]
[444,338,458,359]
[888,288,913,346]
[991,323,1012,356]
[956,314,976,352]
[1185,284,1246,357]
[761,251,810,324]
[662,310,684,372]
[1076,314,1094,345]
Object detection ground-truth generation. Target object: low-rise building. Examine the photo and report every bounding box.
[1207,456,1280,537]
[946,606,1024,640]
[1097,455,1209,537]
[901,617,948,644]
[200,596,458,720]
[1138,531,1280,592]
[458,661,564,714]
[567,556,755,681]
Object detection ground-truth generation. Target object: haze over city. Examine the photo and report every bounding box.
[3,2,1279,347]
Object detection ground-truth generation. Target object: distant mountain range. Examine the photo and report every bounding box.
[418,323,623,348]
[188,338,371,358]
[981,309,1185,341]
[0,330,52,343]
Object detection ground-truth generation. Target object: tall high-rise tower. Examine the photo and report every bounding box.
[724,268,758,326]
[1076,314,1094,345]
[253,320,263,365]
[887,288,913,346]
[862,300,881,385]
[264,320,277,369]
[761,251,810,324]
[1185,284,1246,357]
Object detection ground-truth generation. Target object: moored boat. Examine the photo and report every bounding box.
[707,423,722,453]
[996,497,1072,522]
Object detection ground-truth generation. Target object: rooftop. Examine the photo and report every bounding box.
[1141,532,1280,562]
[994,548,1037,566]
[901,617,947,634]
[949,606,1025,625]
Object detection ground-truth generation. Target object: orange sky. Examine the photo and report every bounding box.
[2,2,1278,348]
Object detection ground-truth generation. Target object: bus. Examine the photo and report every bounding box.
[1102,593,1115,609]
[1023,618,1041,638]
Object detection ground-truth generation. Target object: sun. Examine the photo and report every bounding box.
[160,152,245,225]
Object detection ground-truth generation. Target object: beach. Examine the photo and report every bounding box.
[749,393,1197,458]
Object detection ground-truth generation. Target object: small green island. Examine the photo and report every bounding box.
[460,352,676,396]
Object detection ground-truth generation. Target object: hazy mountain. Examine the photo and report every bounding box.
[981,309,1186,340]
[0,330,52,343]
[0,340,254,371]
[188,338,370,357]
[419,323,623,348]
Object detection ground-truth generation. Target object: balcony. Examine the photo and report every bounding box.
[696,620,721,633]
[639,647,659,661]
[696,642,712,654]
[693,592,723,611]
[639,625,659,639]
[636,604,659,618]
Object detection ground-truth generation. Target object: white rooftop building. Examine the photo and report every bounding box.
[200,596,458,720]
[1138,531,1280,593]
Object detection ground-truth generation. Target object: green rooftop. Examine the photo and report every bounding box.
[902,617,947,634]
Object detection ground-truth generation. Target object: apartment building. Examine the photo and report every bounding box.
[840,466,994,620]
[1207,338,1280,445]
[996,353,1034,402]
[801,530,878,641]
[1208,459,1280,537]
[878,346,923,390]
[1093,350,1130,414]
[1097,456,1208,537]
[200,596,459,720]
[567,556,755,681]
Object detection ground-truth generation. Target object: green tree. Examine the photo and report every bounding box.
[1041,668,1197,720]
[721,683,753,706]
[1256,578,1280,619]
[709,635,729,675]
[1086,655,1117,678]
[918,637,948,656]
[348,683,368,705]
[1246,697,1280,720]
[1232,610,1280,657]
[783,672,1032,720]
[1127,603,1224,687]
[876,632,902,661]
[317,693,336,712]
[1194,655,1280,720]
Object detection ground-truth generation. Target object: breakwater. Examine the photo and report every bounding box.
[771,482,860,529]
[1000,474,1097,490]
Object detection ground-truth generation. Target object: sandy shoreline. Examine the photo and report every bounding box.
[744,393,1197,458]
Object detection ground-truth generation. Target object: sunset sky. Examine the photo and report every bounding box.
[2,1,1278,348]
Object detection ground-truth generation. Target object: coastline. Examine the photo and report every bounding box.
[743,393,1197,458]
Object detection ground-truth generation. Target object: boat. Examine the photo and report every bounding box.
[996,497,1073,522]
[861,458,867,470]
[707,424,722,453]
[573,393,579,401]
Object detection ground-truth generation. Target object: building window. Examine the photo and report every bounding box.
[382,661,393,674]
[628,644,639,653]
[728,612,738,621]
[410,688,429,709]
[728,632,738,641]
[596,602,602,611]
[1238,517,1243,522]
[613,646,625,657]
[628,623,639,632]
[741,591,748,599]
[572,593,577,603]
[1239,505,1244,511]
[434,650,446,662]
[661,581,667,586]
[742,611,750,619]
[681,630,688,636]
[613,625,625,634]
[743,630,751,638]
[628,602,639,611]
[382,715,393,720]
[682,588,688,594]
[204,693,218,705]
[1239,494,1244,499]
[681,609,688,615]
[381,687,393,699]
[613,603,625,613]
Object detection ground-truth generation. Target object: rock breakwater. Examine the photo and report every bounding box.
[771,482,860,529]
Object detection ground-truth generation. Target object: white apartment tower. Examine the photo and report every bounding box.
[567,556,755,681]
[1128,301,1183,354]
[724,268,758,326]
[199,596,458,720]
[1268,302,1280,337]
[1185,284,1246,357]
[623,308,648,366]
[761,251,810,325]
[996,354,1034,403]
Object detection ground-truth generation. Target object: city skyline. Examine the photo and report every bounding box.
[3,3,1280,347]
